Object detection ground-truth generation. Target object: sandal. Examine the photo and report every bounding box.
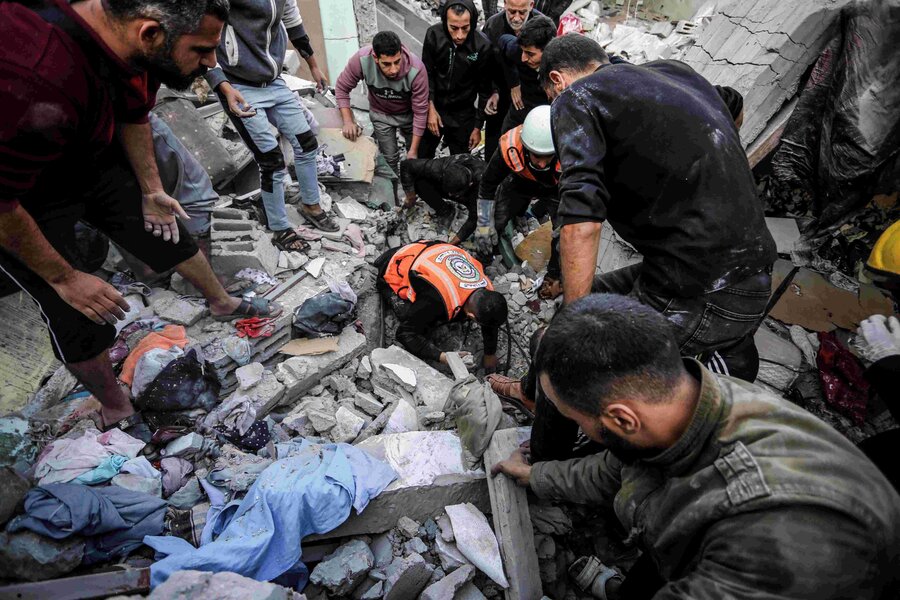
[300,206,340,233]
[101,412,144,433]
[272,229,310,252]
[212,297,284,322]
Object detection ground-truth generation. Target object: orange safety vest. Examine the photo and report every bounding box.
[383,242,494,321]
[500,126,561,184]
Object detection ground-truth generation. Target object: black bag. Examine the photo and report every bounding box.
[136,349,220,413]
[292,291,356,337]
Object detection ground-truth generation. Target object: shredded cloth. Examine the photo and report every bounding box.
[817,332,871,425]
[120,325,189,385]
[145,440,396,589]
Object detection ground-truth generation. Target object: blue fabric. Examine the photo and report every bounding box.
[145,440,396,589]
[7,484,166,565]
[73,455,128,485]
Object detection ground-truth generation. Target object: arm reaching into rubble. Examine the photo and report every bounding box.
[394,292,449,363]
[283,0,328,91]
[335,52,364,141]
[118,123,190,245]
[527,451,623,506]
[552,87,612,304]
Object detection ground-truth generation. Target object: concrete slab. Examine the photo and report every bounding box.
[370,345,454,413]
[275,327,368,403]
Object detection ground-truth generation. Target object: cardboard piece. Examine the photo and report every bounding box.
[317,128,378,183]
[279,337,340,357]
[514,221,553,272]
[769,259,896,332]
[765,217,802,255]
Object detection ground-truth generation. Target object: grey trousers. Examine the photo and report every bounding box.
[371,111,414,190]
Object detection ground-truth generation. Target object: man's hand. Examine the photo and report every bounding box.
[310,66,329,92]
[483,353,498,374]
[510,85,524,111]
[468,128,482,151]
[857,315,900,362]
[475,199,497,255]
[143,191,190,244]
[427,104,443,137]
[342,120,362,141]
[220,83,255,118]
[402,191,418,209]
[439,350,471,365]
[491,448,532,487]
[406,148,418,160]
[485,92,500,116]
[51,271,131,326]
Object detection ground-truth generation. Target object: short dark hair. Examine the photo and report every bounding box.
[539,33,608,90]
[535,294,684,416]
[449,4,470,17]
[103,0,229,40]
[518,15,556,50]
[373,31,402,57]
[473,289,508,329]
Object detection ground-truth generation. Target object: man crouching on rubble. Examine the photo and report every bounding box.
[492,294,900,599]
[0,0,281,431]
[375,241,508,373]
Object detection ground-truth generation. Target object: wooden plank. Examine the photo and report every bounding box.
[483,429,543,600]
[0,568,150,600]
[746,97,798,168]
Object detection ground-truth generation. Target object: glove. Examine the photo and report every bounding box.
[856,315,900,362]
[474,199,497,255]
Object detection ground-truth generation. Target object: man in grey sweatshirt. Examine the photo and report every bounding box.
[206,0,338,249]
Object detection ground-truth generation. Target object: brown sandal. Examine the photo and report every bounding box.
[300,207,340,232]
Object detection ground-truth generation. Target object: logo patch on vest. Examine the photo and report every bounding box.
[435,250,483,285]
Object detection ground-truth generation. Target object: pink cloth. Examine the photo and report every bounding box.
[34,428,145,485]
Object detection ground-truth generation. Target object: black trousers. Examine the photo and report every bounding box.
[495,175,561,278]
[418,110,477,159]
[528,264,772,462]
[484,92,512,163]
[414,177,477,242]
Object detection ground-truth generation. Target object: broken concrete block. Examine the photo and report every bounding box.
[382,399,420,435]
[210,208,279,277]
[355,580,383,599]
[278,250,309,272]
[331,406,366,443]
[383,553,434,600]
[455,582,488,600]
[370,532,394,568]
[151,569,293,600]
[236,362,265,390]
[397,516,422,539]
[420,564,476,600]
[435,536,470,572]
[422,411,445,426]
[357,355,373,379]
[382,363,417,392]
[0,467,30,526]
[404,536,429,556]
[370,345,454,413]
[445,503,509,588]
[309,539,374,596]
[275,327,367,402]
[437,513,454,542]
[305,256,326,278]
[309,409,338,434]
[0,530,84,582]
[354,392,384,417]
[149,290,208,326]
[228,370,286,421]
[766,217,802,255]
[444,352,470,381]
[335,196,370,222]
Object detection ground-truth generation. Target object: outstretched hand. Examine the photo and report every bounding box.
[490,447,533,487]
[142,191,190,244]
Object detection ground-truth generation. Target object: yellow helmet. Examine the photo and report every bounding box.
[867,220,900,277]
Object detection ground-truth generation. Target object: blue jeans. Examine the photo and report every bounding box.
[224,77,320,231]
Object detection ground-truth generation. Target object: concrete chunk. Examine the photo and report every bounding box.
[309,539,374,596]
[455,582,488,600]
[420,564,476,600]
[446,503,509,588]
[151,569,292,600]
[331,406,366,443]
[354,392,384,417]
[382,399,420,435]
[236,362,265,390]
[275,327,367,402]
[435,536,470,572]
[397,516,422,539]
[383,553,434,600]
[370,345,454,413]
[382,363,417,392]
[149,290,208,326]
[0,530,84,582]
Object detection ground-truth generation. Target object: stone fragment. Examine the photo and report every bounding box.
[423,518,438,540]
[420,564,476,600]
[370,346,454,413]
[275,328,367,401]
[308,409,337,433]
[309,539,374,596]
[437,513,455,542]
[161,433,205,457]
[335,197,370,222]
[397,516,422,539]
[151,569,292,600]
[305,257,326,278]
[0,467,30,526]
[370,532,394,568]
[383,553,434,600]
[357,355,373,379]
[149,290,208,326]
[435,536,470,572]
[0,530,84,582]
[445,503,509,588]
[331,406,366,443]
[382,363,417,392]
[512,292,528,306]
[423,411,445,426]
[382,399,420,435]
[354,392,384,417]
[236,362,265,390]
[455,582,488,600]
[404,536,429,556]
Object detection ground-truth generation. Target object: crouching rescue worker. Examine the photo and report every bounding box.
[475,105,562,298]
[375,241,508,373]
[492,294,900,600]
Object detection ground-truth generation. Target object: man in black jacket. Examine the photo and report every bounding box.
[420,0,493,158]
[494,14,555,133]
[400,155,485,245]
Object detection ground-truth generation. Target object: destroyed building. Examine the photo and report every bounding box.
[0,0,898,598]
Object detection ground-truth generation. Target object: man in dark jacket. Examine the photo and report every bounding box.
[481,0,545,164]
[492,294,900,600]
[400,155,485,245]
[420,0,494,158]
[376,241,508,373]
[542,34,776,381]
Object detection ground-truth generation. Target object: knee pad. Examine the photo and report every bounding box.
[257,147,285,192]
[296,130,318,154]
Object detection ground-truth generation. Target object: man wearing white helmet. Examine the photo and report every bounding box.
[475,105,563,298]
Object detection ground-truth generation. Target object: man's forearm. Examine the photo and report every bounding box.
[0,204,75,284]
[560,221,602,304]
[118,123,163,195]
[339,107,355,126]
[409,134,422,154]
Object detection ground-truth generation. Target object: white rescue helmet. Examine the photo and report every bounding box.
[521,105,555,156]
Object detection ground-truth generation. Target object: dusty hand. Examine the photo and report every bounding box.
[510,85,524,111]
[474,226,497,256]
[490,448,532,487]
[402,191,418,209]
[485,92,500,116]
[342,120,362,141]
[311,67,329,92]
[221,84,255,118]
[51,271,131,326]
[468,128,482,151]
[427,105,443,137]
[857,315,900,362]
[143,191,190,244]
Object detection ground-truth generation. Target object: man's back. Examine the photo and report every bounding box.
[552,59,776,297]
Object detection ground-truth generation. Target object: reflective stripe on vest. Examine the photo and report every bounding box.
[499,126,561,184]
[383,242,493,320]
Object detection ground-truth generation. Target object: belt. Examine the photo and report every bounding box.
[227,74,278,88]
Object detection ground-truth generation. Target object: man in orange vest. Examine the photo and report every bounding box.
[375,240,509,373]
[475,105,562,299]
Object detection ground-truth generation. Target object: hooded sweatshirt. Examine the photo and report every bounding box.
[421,0,493,126]
[335,45,430,137]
